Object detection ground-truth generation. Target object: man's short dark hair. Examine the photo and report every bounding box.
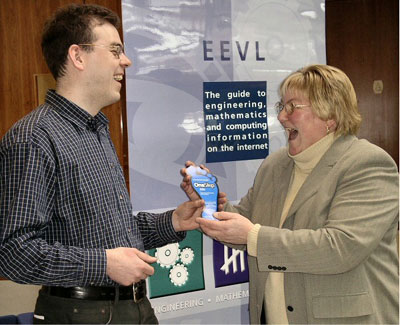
[41,4,120,80]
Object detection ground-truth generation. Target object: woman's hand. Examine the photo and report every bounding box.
[196,211,254,244]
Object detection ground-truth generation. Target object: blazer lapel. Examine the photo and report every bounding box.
[270,153,293,227]
[284,135,357,223]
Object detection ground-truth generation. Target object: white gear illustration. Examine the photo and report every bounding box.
[155,243,180,268]
[180,247,194,265]
[169,263,188,287]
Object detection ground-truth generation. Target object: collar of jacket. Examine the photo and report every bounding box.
[276,135,357,226]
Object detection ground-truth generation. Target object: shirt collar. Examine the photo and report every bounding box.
[45,89,109,132]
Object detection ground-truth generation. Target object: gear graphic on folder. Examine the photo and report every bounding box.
[169,263,188,287]
[155,243,180,268]
[180,247,194,265]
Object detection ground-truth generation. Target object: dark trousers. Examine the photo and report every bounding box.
[33,289,158,324]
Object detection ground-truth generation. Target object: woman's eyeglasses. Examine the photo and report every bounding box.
[275,101,309,115]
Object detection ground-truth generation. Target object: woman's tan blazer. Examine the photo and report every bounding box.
[225,135,399,324]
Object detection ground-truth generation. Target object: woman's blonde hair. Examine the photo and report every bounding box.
[278,64,362,135]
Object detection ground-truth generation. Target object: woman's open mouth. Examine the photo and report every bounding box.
[286,128,298,141]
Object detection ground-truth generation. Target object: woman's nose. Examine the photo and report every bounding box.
[277,109,288,123]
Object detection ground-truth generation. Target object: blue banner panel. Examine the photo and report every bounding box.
[203,81,268,162]
[122,0,326,323]
[213,241,249,288]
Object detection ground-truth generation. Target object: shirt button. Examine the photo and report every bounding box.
[127,228,131,233]
[287,306,294,312]
[119,195,123,200]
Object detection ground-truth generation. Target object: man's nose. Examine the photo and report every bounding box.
[120,53,132,68]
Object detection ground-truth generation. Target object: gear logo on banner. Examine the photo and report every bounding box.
[213,240,249,287]
[155,243,193,286]
[148,230,204,298]
[155,243,181,268]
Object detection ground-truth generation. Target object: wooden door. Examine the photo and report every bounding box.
[326,0,399,167]
[0,0,129,183]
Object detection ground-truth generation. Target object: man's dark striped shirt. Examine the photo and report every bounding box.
[0,90,183,286]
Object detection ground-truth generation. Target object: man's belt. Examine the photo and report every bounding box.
[41,280,146,302]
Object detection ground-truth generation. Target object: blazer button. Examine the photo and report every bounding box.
[282,267,287,271]
[287,306,294,312]
[268,265,273,269]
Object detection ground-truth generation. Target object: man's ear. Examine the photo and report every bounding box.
[68,44,85,71]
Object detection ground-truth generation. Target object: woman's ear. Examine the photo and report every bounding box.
[326,119,337,132]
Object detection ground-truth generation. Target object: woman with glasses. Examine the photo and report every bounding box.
[182,64,399,324]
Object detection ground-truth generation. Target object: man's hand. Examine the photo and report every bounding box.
[180,160,228,210]
[196,211,254,244]
[106,247,157,286]
[172,199,204,232]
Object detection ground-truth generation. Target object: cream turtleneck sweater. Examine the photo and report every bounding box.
[247,133,336,324]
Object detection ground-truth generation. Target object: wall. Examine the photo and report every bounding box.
[326,0,399,167]
[0,0,129,182]
[0,283,40,316]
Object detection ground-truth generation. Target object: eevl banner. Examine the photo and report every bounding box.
[122,1,325,323]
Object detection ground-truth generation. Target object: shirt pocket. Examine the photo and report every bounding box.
[312,292,374,318]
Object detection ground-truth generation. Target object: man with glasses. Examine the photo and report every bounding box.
[0,4,204,324]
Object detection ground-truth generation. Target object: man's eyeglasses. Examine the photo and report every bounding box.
[275,101,309,115]
[78,44,125,59]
